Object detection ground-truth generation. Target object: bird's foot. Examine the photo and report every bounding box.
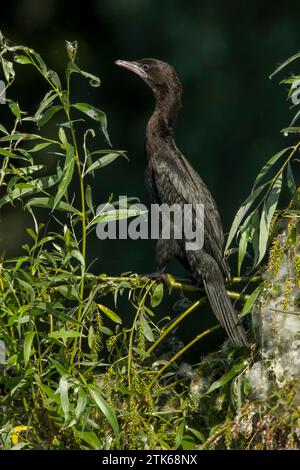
[144,269,169,288]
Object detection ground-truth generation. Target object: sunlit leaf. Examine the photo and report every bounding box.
[257,174,282,265]
[72,102,111,145]
[89,385,119,436]
[23,331,35,367]
[53,143,75,210]
[97,303,122,324]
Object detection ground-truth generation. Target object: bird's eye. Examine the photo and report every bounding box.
[142,64,150,71]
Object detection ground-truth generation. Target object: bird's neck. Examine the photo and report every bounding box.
[146,86,181,142]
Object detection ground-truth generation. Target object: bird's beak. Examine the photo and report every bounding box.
[115,60,148,80]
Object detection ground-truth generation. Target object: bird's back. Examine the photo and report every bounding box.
[145,137,230,279]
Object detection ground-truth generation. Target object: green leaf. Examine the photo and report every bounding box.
[0,148,17,157]
[270,51,300,78]
[253,147,292,189]
[72,103,111,145]
[38,105,63,127]
[257,174,282,265]
[89,207,145,227]
[8,100,21,119]
[241,285,262,317]
[140,311,154,342]
[85,184,94,215]
[26,197,78,214]
[0,173,59,208]
[74,430,101,450]
[23,331,35,367]
[2,58,15,82]
[89,385,119,436]
[49,330,85,339]
[97,303,122,324]
[225,184,266,253]
[187,427,205,444]
[59,375,70,421]
[14,54,32,65]
[47,70,62,90]
[27,142,53,152]
[287,162,296,195]
[66,61,100,87]
[175,422,185,449]
[150,283,164,307]
[34,90,58,121]
[84,153,125,176]
[207,361,247,394]
[75,389,87,420]
[53,143,75,210]
[238,225,250,276]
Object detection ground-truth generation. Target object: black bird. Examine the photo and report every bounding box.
[115,58,248,346]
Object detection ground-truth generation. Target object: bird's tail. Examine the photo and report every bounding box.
[203,278,248,347]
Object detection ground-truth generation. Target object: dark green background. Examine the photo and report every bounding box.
[1,0,300,346]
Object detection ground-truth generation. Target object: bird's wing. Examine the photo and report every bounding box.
[152,150,229,277]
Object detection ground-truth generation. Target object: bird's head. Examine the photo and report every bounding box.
[115,58,182,97]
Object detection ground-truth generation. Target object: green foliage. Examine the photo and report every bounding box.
[225,51,300,273]
[0,36,299,450]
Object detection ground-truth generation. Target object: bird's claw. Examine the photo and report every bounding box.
[145,270,169,288]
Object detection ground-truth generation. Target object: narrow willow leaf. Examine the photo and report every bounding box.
[84,153,125,175]
[88,325,95,349]
[30,51,47,74]
[250,209,260,266]
[49,357,68,377]
[0,148,16,157]
[85,184,94,215]
[74,430,101,450]
[2,58,15,82]
[175,423,185,449]
[140,311,154,342]
[23,331,35,367]
[55,284,78,300]
[281,127,300,134]
[270,52,300,78]
[97,303,122,324]
[34,90,58,121]
[26,197,78,214]
[47,70,62,90]
[40,384,61,405]
[14,54,32,65]
[240,285,262,317]
[66,62,100,87]
[257,174,282,265]
[207,362,247,394]
[38,105,63,127]
[89,385,119,436]
[98,325,113,336]
[59,375,69,421]
[0,133,46,142]
[253,147,292,189]
[0,124,8,134]
[75,389,87,420]
[27,142,53,152]
[72,102,111,145]
[238,224,250,276]
[49,330,85,339]
[150,283,164,307]
[9,101,21,119]
[89,207,145,227]
[187,427,205,444]
[287,162,296,195]
[58,127,68,147]
[53,143,74,210]
[225,184,266,253]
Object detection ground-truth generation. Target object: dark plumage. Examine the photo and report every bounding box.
[115,58,248,346]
